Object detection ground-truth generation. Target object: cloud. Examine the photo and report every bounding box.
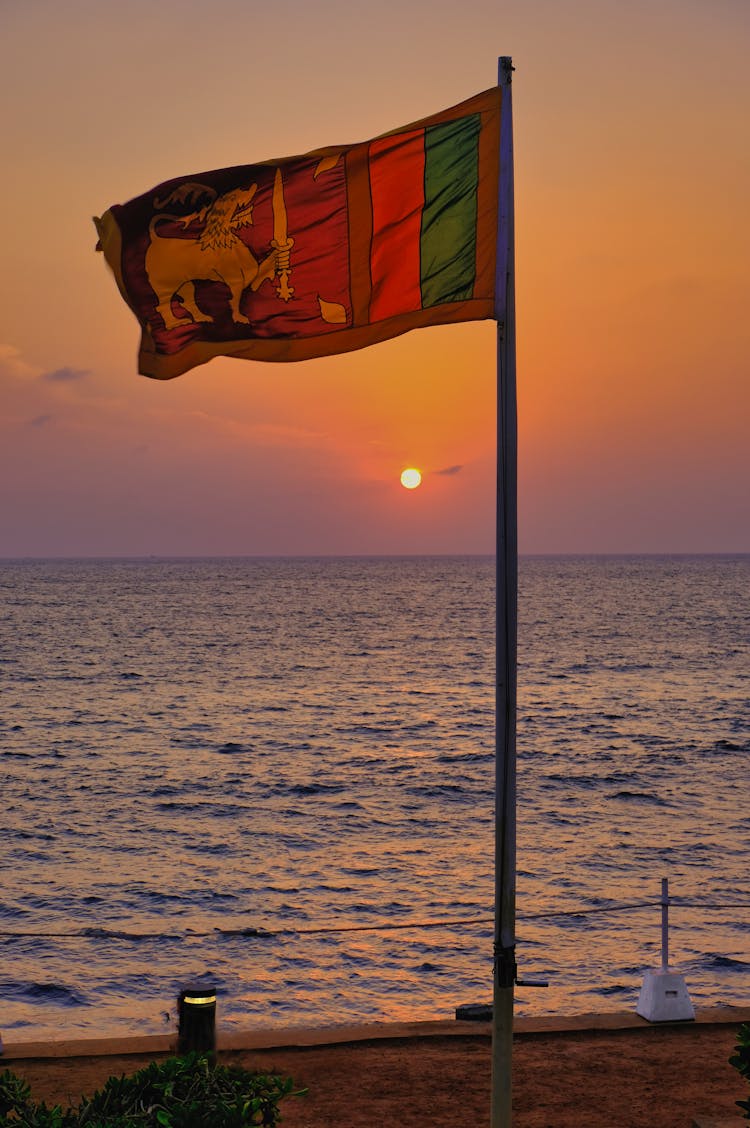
[1,348,90,387]
[0,344,37,382]
[41,366,90,383]
[28,414,54,428]
[434,464,464,476]
[187,409,328,448]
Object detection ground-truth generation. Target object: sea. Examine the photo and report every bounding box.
[1,555,748,1042]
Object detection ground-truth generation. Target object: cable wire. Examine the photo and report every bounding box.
[1,897,748,943]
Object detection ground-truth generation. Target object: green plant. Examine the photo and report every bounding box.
[0,1069,74,1127]
[0,1055,301,1127]
[0,1069,32,1118]
[730,1022,750,1121]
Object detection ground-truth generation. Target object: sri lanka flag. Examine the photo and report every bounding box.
[95,88,501,380]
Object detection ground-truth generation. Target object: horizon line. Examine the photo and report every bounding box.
[1,551,748,562]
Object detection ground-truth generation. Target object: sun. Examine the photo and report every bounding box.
[400,467,422,490]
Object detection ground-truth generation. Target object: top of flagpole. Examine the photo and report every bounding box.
[495,58,514,324]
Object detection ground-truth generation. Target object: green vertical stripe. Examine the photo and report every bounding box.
[420,113,481,308]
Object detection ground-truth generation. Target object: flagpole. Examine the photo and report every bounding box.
[491,55,517,1128]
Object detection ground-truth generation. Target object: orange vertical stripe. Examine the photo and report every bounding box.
[369,130,425,323]
[345,141,374,327]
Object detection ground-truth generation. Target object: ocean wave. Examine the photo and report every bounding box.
[701,954,750,971]
[215,741,253,754]
[1,981,90,1006]
[609,790,671,806]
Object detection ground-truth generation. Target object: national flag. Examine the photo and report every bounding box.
[95,87,501,380]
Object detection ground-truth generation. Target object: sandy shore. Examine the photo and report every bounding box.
[3,1009,749,1127]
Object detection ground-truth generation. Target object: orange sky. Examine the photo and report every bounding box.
[1,0,748,555]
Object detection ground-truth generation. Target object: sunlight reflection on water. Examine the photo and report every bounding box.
[1,555,748,1038]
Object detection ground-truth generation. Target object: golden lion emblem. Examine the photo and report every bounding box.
[144,182,290,330]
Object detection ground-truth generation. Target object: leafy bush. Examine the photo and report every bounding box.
[0,1069,32,1117]
[0,1055,300,1127]
[730,1022,750,1121]
[0,1067,74,1126]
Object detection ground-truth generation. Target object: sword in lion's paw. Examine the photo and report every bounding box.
[270,168,294,301]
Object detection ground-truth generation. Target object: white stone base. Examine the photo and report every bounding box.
[636,969,695,1022]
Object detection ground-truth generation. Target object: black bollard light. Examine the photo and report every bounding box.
[177,986,217,1055]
